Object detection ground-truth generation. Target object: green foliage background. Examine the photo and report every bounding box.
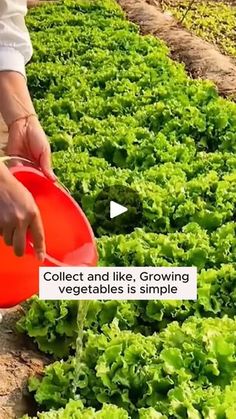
[163,0,236,57]
[20,0,236,417]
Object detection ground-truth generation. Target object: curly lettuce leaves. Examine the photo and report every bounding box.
[27,317,236,417]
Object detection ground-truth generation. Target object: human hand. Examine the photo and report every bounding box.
[6,115,56,181]
[0,163,45,260]
[0,71,55,181]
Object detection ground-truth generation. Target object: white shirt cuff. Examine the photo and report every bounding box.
[0,46,26,78]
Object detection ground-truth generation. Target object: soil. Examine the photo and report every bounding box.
[0,307,50,419]
[117,0,236,98]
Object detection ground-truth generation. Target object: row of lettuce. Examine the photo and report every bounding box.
[163,0,236,58]
[21,0,236,418]
[22,317,236,418]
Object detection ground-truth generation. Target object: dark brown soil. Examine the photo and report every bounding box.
[0,308,50,419]
[118,0,236,98]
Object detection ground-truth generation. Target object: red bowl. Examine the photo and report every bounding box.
[0,165,98,308]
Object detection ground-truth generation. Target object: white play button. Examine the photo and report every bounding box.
[110,200,128,219]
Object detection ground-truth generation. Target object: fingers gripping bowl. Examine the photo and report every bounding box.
[0,157,98,308]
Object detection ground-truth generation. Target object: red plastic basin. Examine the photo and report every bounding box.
[0,165,98,308]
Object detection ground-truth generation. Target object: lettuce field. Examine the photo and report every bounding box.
[19,0,236,417]
[163,0,236,58]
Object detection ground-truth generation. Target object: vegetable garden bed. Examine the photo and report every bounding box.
[162,0,236,58]
[0,0,236,417]
[118,0,236,97]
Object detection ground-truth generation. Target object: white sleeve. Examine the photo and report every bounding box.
[0,0,33,78]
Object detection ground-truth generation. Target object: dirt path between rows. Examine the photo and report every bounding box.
[0,307,50,419]
[118,0,236,98]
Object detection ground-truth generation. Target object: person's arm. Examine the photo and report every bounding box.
[0,0,32,77]
[0,0,54,259]
[0,0,35,123]
[0,71,35,125]
[0,0,55,179]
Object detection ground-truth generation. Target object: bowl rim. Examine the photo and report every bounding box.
[11,165,98,267]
